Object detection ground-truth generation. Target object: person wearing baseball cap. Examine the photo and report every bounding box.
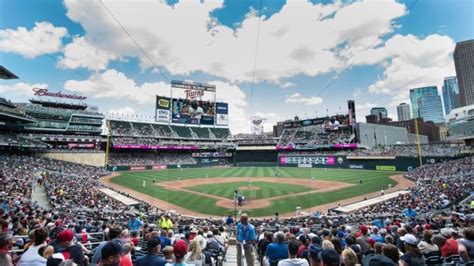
[136,238,166,266]
[320,248,340,266]
[356,225,370,253]
[165,239,189,266]
[47,229,85,266]
[400,234,425,265]
[91,226,123,265]
[308,244,322,266]
[100,241,122,266]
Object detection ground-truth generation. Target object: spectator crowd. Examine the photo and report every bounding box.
[0,152,472,265]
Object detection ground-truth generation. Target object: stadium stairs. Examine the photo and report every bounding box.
[31,184,51,210]
[224,245,259,266]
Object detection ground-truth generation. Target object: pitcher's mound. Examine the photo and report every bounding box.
[239,186,261,191]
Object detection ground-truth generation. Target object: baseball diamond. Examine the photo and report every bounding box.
[102,167,409,217]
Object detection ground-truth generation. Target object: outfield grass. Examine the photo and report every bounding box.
[110,167,398,217]
[187,181,311,200]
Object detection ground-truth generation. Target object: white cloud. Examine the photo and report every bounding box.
[0,22,67,58]
[64,69,169,104]
[286,92,323,106]
[108,106,136,115]
[355,102,376,122]
[0,82,48,101]
[63,0,406,83]
[209,80,248,134]
[58,36,118,70]
[362,34,455,104]
[280,82,295,89]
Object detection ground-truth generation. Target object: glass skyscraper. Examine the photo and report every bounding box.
[410,86,438,118]
[454,39,474,107]
[418,95,445,123]
[442,77,460,115]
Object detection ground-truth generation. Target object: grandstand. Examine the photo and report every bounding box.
[1,80,473,266]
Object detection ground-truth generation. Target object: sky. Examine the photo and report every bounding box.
[0,0,473,133]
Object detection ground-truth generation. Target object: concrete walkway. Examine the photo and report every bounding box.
[224,245,259,266]
[31,184,51,210]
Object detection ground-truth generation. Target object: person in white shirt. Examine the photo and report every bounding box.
[278,239,309,266]
[19,228,50,266]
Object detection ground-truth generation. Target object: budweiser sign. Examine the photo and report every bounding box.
[32,88,87,100]
[185,89,204,99]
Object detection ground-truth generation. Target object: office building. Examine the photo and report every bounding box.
[454,39,474,107]
[370,107,388,121]
[397,103,411,121]
[410,86,438,118]
[442,77,461,115]
[418,95,445,124]
[390,118,441,142]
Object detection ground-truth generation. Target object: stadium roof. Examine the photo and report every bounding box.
[29,99,88,110]
[0,66,19,79]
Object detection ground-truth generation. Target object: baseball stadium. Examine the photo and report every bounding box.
[1,1,474,265]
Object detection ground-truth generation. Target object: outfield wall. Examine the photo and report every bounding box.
[278,155,459,172]
[106,154,461,172]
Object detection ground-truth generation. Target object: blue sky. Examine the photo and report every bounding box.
[0,0,473,133]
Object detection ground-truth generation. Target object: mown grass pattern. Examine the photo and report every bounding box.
[110,167,398,217]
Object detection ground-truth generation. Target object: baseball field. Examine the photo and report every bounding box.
[104,167,408,217]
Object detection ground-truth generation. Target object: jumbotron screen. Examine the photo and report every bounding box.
[171,98,215,125]
[155,95,229,126]
[282,114,351,130]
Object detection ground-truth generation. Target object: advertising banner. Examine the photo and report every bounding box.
[349,164,364,169]
[376,165,396,171]
[152,165,167,170]
[215,102,229,126]
[130,166,146,171]
[155,96,171,123]
[113,144,200,150]
[280,156,337,166]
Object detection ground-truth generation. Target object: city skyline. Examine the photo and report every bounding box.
[1,0,473,133]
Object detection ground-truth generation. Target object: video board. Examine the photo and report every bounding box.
[171,98,215,125]
[282,114,351,130]
[155,81,229,126]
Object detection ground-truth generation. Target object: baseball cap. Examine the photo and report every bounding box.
[368,238,376,246]
[147,237,161,249]
[311,235,322,245]
[101,241,122,261]
[56,230,74,243]
[320,249,340,265]
[173,239,188,258]
[361,225,368,234]
[54,220,62,227]
[308,244,322,260]
[400,234,418,245]
[337,231,345,238]
[440,228,453,238]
